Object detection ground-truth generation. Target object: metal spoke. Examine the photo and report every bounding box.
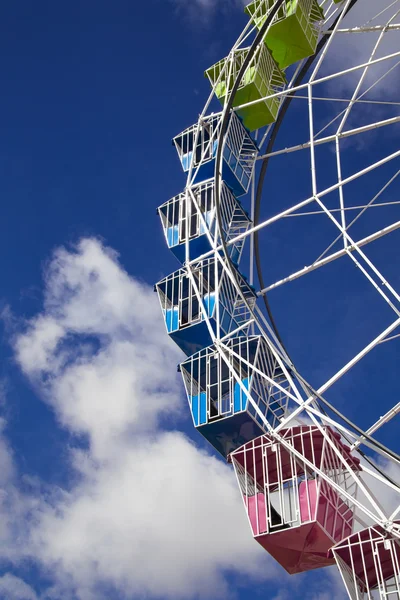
[285,200,400,216]
[257,116,400,160]
[159,1,400,595]
[258,221,400,295]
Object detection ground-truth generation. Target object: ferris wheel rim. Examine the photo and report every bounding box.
[209,0,400,469]
[210,0,400,408]
[252,0,362,350]
[172,0,400,551]
[247,0,400,463]
[159,3,400,594]
[174,0,400,464]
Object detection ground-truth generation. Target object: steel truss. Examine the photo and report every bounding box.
[156,0,400,597]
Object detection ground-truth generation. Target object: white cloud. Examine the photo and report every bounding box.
[2,237,399,600]
[0,420,38,566]
[356,455,400,526]
[320,0,400,97]
[0,574,38,600]
[8,238,271,600]
[14,238,184,460]
[32,434,268,600]
[168,0,247,22]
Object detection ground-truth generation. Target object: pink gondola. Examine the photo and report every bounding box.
[331,524,400,598]
[230,425,361,574]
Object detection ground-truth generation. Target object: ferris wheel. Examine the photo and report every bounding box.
[155,1,400,597]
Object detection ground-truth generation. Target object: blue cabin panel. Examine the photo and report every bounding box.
[223,162,249,197]
[198,411,264,458]
[191,392,208,427]
[170,321,215,356]
[169,235,212,264]
[170,235,243,265]
[180,155,248,197]
[194,393,280,457]
[167,225,179,248]
[165,209,214,263]
[203,292,216,317]
[188,375,279,457]
[181,336,289,458]
[164,296,243,356]
[165,307,179,333]
[231,245,240,265]
[234,377,250,413]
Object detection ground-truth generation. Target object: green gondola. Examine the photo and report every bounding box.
[245,0,324,70]
[206,44,285,131]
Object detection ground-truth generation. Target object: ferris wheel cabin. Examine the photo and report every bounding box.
[155,258,256,356]
[331,525,400,599]
[205,44,286,131]
[230,426,361,574]
[180,335,290,457]
[157,180,251,264]
[245,0,324,70]
[172,112,258,197]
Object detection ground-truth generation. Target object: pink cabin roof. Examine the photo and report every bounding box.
[230,426,361,488]
[331,524,400,591]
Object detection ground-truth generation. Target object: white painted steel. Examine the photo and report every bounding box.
[170,0,400,596]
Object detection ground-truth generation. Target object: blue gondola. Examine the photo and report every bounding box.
[173,112,258,197]
[157,179,251,264]
[180,336,288,457]
[155,258,256,356]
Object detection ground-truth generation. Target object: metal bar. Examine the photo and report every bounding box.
[256,115,400,160]
[231,50,400,113]
[258,221,400,295]
[351,403,400,451]
[285,201,400,216]
[189,149,400,265]
[325,23,400,33]
[318,317,400,396]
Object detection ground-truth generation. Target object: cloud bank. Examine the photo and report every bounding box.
[1,238,271,600]
[3,238,397,599]
[0,574,39,600]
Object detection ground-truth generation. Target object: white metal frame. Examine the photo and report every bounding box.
[332,525,400,599]
[166,0,400,596]
[180,335,290,435]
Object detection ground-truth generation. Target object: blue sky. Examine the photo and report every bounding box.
[0,1,398,599]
